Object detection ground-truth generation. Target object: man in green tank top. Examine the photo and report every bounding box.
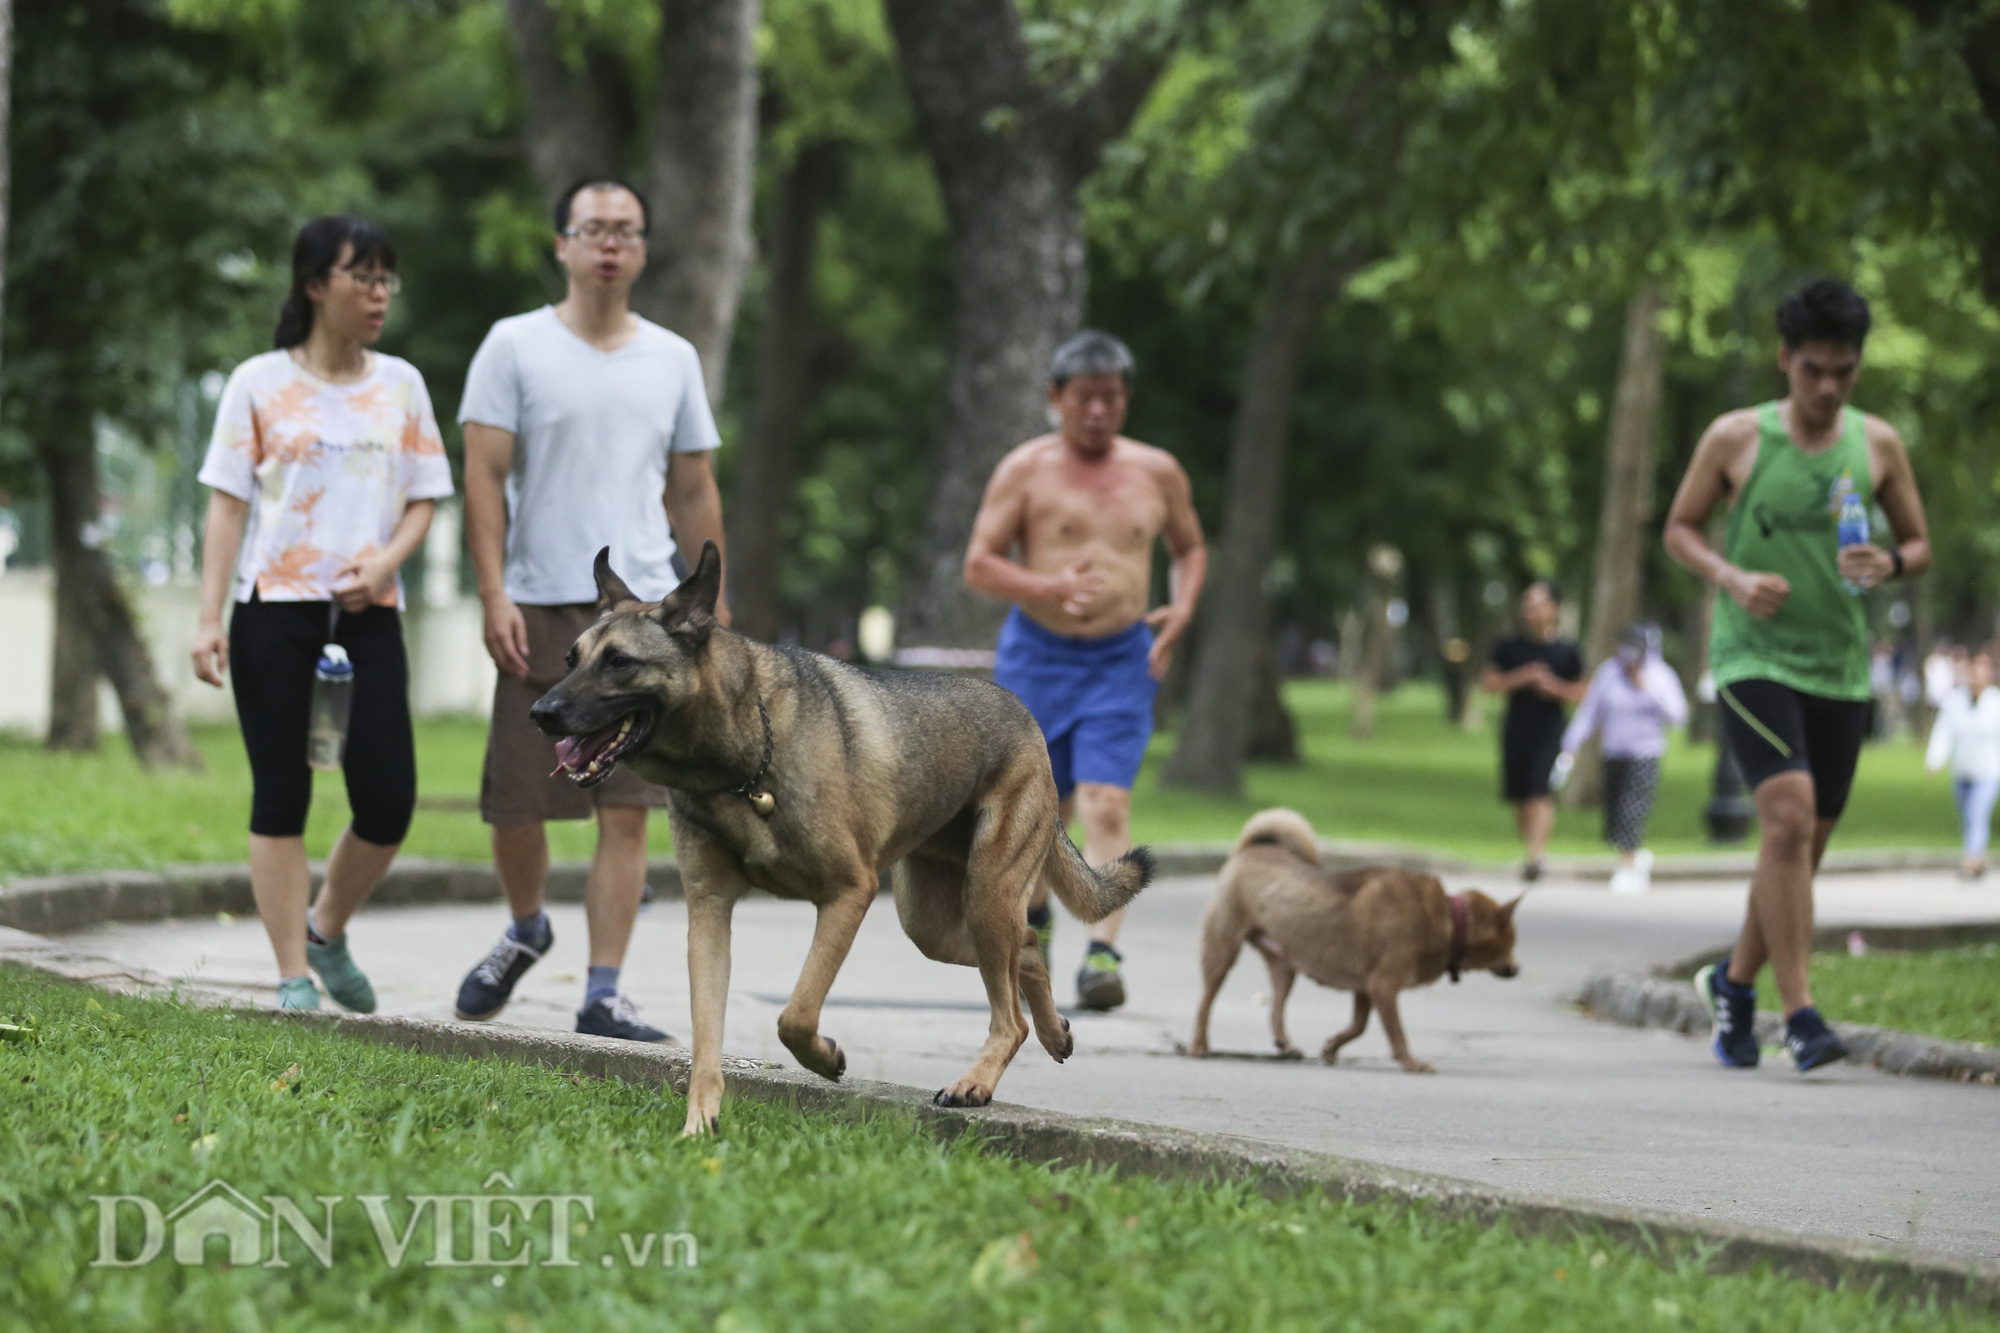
[1663,279,1932,1073]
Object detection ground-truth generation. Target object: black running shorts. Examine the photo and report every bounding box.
[1716,678,1870,820]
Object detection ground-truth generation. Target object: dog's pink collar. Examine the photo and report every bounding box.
[1447,893,1469,983]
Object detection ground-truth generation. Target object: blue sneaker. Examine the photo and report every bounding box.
[454,923,552,1021]
[1785,1006,1848,1072]
[277,976,321,1011]
[576,994,671,1043]
[1695,962,1759,1068]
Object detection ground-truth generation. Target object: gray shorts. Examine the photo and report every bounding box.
[479,603,671,826]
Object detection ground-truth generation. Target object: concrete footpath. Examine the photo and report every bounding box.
[57,867,2000,1265]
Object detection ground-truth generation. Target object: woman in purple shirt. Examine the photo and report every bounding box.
[1558,624,1690,893]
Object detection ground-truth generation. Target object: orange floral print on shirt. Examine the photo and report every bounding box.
[199,350,454,607]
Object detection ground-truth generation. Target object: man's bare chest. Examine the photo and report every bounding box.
[1023,477,1165,551]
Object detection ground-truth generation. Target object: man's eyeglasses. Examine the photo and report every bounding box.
[562,222,648,246]
[343,269,402,296]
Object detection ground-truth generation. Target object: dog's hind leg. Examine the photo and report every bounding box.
[1320,993,1371,1065]
[777,865,877,1083]
[898,849,1067,1063]
[1187,895,1250,1058]
[1263,955,1303,1059]
[1016,923,1070,1062]
[935,798,1041,1108]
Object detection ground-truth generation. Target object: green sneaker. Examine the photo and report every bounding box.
[306,933,378,1013]
[277,976,321,1011]
[1075,945,1125,1012]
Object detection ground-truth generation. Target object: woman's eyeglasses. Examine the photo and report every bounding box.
[342,269,402,296]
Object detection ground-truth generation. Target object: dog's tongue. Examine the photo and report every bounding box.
[553,736,587,773]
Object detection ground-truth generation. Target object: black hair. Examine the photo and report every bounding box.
[1775,278,1871,351]
[1526,579,1564,604]
[554,178,652,235]
[1050,329,1136,388]
[273,216,396,349]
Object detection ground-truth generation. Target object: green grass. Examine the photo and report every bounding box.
[1753,943,2000,1047]
[0,680,1959,881]
[1129,680,1957,861]
[0,965,1987,1332]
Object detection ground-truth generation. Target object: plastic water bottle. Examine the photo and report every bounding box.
[1836,492,1870,596]
[308,645,354,772]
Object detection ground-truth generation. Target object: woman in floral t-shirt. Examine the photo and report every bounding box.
[192,215,454,1012]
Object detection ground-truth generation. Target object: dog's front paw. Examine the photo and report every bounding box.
[1398,1058,1437,1074]
[933,1079,994,1108]
[1184,1038,1209,1059]
[681,1073,724,1136]
[1041,1015,1074,1063]
[1274,1042,1303,1060]
[798,1035,845,1082]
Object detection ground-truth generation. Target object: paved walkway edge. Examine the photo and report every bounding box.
[0,841,1973,933]
[1,926,1994,1311]
[1578,968,2000,1085]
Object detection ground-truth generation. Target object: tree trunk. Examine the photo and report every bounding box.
[504,0,625,209]
[1897,1,2000,305]
[1162,248,1341,792]
[1567,283,1666,808]
[1429,575,1472,725]
[1350,590,1396,741]
[1246,636,1299,763]
[883,0,1166,655]
[37,410,199,769]
[0,0,12,373]
[639,0,761,401]
[727,141,836,643]
[503,0,759,402]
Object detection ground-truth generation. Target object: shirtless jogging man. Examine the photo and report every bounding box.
[451,178,728,1041]
[1664,278,1930,1072]
[964,330,1207,1011]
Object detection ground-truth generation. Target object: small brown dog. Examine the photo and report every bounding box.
[1187,809,1521,1073]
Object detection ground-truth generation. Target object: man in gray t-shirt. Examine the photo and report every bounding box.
[451,178,728,1043]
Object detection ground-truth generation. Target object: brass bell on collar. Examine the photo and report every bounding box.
[747,789,776,818]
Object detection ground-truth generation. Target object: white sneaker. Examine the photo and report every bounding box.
[1631,848,1654,894]
[1609,865,1644,895]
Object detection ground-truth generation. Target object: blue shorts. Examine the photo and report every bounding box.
[992,608,1157,800]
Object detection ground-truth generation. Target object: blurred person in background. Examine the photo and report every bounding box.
[1554,624,1689,894]
[1926,649,2000,880]
[1482,581,1586,881]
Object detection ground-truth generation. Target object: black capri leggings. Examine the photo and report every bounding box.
[228,597,416,845]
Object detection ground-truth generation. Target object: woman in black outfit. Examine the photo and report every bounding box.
[1481,581,1586,880]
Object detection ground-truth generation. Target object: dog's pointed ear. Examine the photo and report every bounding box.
[1500,893,1524,920]
[594,547,639,612]
[656,541,722,644]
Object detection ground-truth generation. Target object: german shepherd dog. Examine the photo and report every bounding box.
[1187,810,1520,1073]
[528,543,1153,1135]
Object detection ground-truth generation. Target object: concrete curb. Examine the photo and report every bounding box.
[1577,968,2000,1085]
[0,841,1972,936]
[2,926,1996,1310]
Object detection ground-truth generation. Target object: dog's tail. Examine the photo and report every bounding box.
[1234,808,1320,865]
[1042,828,1154,924]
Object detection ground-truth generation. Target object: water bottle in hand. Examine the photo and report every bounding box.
[1549,750,1575,792]
[308,644,355,772]
[1836,492,1870,596]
